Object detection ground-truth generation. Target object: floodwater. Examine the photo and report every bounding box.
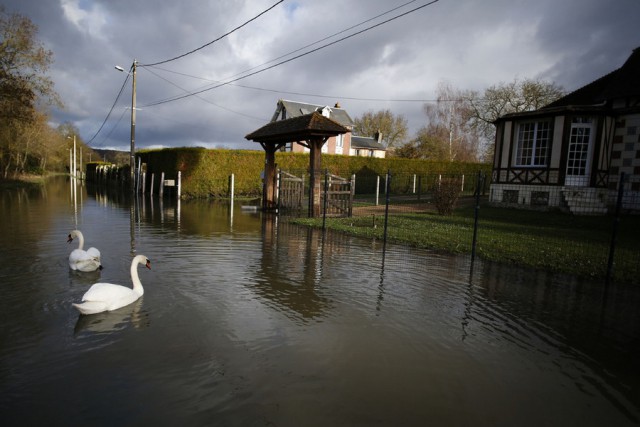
[1,176,639,426]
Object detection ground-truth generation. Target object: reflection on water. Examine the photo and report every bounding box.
[0,176,639,426]
[74,299,149,335]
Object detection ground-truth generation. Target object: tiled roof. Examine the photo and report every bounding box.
[245,111,348,144]
[271,99,355,128]
[351,135,386,151]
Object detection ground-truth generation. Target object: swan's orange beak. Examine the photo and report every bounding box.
[67,234,73,243]
[145,259,151,270]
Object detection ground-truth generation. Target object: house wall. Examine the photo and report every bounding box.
[348,147,386,158]
[490,114,611,211]
[610,113,640,208]
[550,116,564,170]
[287,133,355,156]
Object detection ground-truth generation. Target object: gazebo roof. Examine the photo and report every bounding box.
[245,111,348,144]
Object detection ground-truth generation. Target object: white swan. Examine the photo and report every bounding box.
[68,230,102,272]
[72,255,151,315]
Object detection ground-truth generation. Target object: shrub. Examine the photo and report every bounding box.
[432,178,461,215]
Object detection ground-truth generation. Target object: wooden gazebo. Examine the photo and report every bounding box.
[245,111,348,216]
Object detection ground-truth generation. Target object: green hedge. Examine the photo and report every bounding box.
[137,147,491,199]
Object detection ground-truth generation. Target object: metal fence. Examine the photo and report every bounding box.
[282,170,640,285]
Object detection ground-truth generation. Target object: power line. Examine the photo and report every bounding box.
[140,0,284,67]
[224,0,423,80]
[148,65,443,103]
[142,0,441,108]
[144,66,267,121]
[86,72,131,144]
[93,107,129,148]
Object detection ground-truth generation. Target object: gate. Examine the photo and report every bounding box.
[278,170,305,213]
[321,172,354,217]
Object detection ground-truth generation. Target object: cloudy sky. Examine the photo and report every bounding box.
[6,0,640,151]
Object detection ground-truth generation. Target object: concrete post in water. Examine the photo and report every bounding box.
[150,173,154,196]
[160,172,165,198]
[230,173,235,205]
[177,171,181,200]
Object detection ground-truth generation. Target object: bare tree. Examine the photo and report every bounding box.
[404,81,480,162]
[466,78,565,160]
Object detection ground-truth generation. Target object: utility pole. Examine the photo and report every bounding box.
[130,60,137,192]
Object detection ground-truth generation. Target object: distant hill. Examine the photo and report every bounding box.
[91,149,130,165]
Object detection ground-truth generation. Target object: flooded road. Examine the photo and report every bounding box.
[1,177,638,426]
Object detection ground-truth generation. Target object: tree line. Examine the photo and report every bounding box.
[0,7,97,179]
[354,79,565,163]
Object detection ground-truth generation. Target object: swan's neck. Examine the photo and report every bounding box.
[131,256,145,296]
[76,233,85,250]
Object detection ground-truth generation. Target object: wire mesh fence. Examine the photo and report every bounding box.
[280,169,640,285]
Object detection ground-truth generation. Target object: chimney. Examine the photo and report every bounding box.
[375,130,382,143]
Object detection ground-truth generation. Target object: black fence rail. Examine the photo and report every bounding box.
[285,170,640,285]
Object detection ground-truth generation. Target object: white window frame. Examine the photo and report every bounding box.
[514,120,551,167]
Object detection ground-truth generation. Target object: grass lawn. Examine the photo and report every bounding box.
[290,200,640,282]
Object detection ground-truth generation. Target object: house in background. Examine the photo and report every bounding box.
[271,99,355,155]
[350,132,387,158]
[490,47,640,214]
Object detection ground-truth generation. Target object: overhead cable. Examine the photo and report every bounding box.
[148,65,446,102]
[86,73,131,144]
[140,0,284,67]
[142,0,441,107]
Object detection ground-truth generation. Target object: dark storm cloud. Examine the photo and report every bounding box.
[3,0,639,150]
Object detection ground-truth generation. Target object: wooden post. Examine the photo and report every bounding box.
[150,173,154,196]
[262,146,278,210]
[308,137,326,217]
[160,172,165,197]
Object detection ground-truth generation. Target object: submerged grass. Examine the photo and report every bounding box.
[291,200,640,282]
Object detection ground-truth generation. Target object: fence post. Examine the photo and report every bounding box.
[177,171,181,200]
[322,169,329,231]
[383,170,392,253]
[350,174,356,217]
[159,172,165,197]
[376,175,380,206]
[412,174,416,194]
[276,169,281,214]
[606,172,626,285]
[471,171,484,262]
[230,173,235,205]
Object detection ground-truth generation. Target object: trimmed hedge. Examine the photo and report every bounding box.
[137,147,491,199]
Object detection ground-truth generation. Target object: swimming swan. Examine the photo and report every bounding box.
[72,255,151,315]
[68,230,102,272]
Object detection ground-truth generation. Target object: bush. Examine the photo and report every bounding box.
[432,178,461,215]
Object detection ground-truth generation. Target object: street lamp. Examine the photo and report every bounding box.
[115,60,137,192]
